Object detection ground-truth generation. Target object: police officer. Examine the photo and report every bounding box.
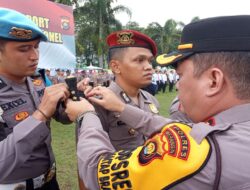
[168,96,192,123]
[66,15,250,190]
[0,8,71,190]
[80,30,160,151]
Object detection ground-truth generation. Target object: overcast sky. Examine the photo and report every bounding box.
[113,0,250,27]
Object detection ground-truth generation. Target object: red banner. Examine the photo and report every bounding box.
[0,0,76,69]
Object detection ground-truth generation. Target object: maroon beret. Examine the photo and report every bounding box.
[106,30,157,57]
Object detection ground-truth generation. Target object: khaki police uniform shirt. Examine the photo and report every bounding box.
[0,75,70,183]
[94,81,160,150]
[77,103,250,190]
[169,96,193,123]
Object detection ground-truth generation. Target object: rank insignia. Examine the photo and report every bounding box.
[9,27,32,39]
[0,78,7,89]
[149,103,159,114]
[117,31,135,45]
[120,91,131,103]
[33,79,42,86]
[15,111,29,121]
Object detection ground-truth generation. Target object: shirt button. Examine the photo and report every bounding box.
[128,128,136,136]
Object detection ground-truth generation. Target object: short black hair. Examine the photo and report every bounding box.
[107,47,128,63]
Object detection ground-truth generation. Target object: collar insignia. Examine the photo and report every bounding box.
[9,27,32,39]
[120,91,131,103]
[117,31,135,45]
[0,78,7,89]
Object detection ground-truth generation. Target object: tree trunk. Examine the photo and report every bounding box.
[98,4,104,68]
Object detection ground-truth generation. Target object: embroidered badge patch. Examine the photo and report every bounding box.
[138,123,190,165]
[15,111,29,121]
[1,98,27,112]
[33,79,42,86]
[9,27,32,39]
[117,31,135,45]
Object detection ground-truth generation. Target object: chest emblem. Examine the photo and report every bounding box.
[15,111,29,121]
[33,79,42,86]
[149,103,159,114]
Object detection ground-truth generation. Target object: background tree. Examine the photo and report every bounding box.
[74,0,131,68]
[144,19,182,55]
[51,0,199,69]
[125,21,143,31]
[191,16,200,23]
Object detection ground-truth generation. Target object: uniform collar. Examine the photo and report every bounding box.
[109,81,152,105]
[0,75,25,92]
[0,75,9,91]
[212,103,250,125]
[190,103,250,144]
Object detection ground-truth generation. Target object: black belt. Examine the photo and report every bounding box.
[26,163,56,190]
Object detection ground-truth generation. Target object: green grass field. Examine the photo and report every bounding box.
[51,90,177,190]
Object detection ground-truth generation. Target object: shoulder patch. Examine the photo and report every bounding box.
[97,122,211,190]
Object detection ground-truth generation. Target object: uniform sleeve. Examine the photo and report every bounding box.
[93,104,109,132]
[119,104,172,137]
[77,116,212,190]
[53,104,72,124]
[0,116,50,180]
[77,113,115,190]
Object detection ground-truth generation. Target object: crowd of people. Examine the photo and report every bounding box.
[143,68,178,95]
[45,68,113,87]
[1,7,250,190]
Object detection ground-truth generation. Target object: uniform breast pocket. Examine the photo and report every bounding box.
[1,103,34,129]
[109,125,139,141]
[109,126,144,150]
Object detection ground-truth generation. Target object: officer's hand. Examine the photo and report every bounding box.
[34,83,70,121]
[87,86,125,112]
[65,98,95,121]
[77,77,92,95]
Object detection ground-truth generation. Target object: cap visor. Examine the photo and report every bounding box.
[156,51,193,67]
